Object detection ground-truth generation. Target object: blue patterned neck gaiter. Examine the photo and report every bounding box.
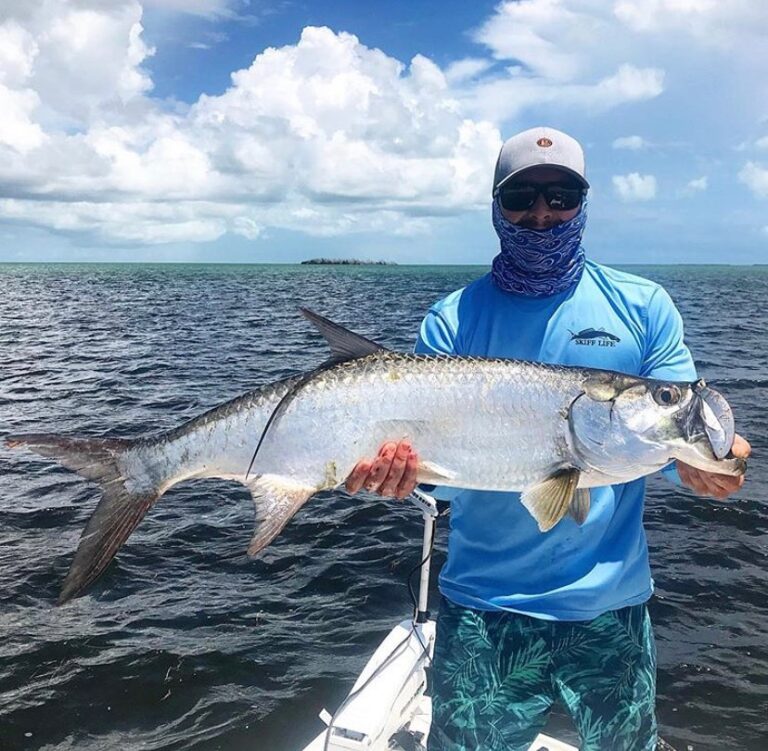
[491,198,587,297]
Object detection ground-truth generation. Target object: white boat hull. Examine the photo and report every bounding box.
[301,618,577,751]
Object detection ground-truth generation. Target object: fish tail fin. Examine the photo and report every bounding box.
[5,433,160,604]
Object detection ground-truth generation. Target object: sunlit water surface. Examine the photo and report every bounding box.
[0,264,766,750]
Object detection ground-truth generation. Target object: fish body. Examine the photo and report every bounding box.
[5,310,746,603]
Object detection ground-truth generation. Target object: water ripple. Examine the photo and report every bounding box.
[0,263,766,750]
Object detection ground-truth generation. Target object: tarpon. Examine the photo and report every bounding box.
[5,309,745,604]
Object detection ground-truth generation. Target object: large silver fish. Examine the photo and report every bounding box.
[5,309,745,604]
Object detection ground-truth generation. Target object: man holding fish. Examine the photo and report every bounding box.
[346,127,752,751]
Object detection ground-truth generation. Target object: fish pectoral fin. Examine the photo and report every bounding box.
[521,468,581,532]
[569,487,591,526]
[245,475,315,556]
[417,460,459,484]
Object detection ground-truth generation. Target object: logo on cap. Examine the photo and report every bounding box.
[537,137,553,148]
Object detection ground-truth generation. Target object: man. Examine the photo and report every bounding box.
[345,126,751,751]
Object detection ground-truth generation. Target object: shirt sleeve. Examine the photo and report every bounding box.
[414,309,458,356]
[640,286,697,382]
[641,286,697,487]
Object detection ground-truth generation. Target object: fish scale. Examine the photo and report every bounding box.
[253,353,592,492]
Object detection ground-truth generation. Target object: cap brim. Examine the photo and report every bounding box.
[494,165,590,193]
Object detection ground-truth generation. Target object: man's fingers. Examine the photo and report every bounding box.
[378,440,412,496]
[364,442,398,491]
[679,463,743,500]
[345,459,373,494]
[395,450,420,499]
[731,433,752,459]
[344,440,419,498]
[679,464,713,496]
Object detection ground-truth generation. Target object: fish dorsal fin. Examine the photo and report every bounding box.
[300,307,388,362]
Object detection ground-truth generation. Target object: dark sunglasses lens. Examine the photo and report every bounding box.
[544,186,583,210]
[499,187,538,212]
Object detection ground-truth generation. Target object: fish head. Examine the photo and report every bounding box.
[568,373,746,480]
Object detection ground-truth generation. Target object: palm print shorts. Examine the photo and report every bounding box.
[428,598,657,751]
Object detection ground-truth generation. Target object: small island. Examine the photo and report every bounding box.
[300,258,396,265]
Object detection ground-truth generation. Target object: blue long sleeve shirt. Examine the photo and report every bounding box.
[415,261,696,621]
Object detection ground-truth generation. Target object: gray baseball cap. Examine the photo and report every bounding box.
[493,126,589,194]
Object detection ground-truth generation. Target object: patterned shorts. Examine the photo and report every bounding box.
[428,598,657,751]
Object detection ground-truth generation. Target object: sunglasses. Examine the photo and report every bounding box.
[497,182,586,212]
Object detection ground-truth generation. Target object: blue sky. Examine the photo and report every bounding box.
[1,0,767,264]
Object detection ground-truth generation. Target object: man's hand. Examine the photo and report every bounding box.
[677,433,751,500]
[345,439,419,500]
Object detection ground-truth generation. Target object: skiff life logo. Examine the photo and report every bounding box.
[569,328,621,347]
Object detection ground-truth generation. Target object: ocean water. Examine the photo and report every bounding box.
[0,263,765,751]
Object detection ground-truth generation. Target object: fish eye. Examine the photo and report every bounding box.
[653,385,681,407]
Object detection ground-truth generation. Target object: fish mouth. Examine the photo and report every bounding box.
[683,380,734,459]
[675,380,745,475]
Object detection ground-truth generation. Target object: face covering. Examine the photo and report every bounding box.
[490,198,587,297]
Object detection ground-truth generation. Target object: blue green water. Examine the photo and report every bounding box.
[0,264,765,750]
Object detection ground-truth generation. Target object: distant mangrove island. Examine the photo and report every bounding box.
[300,258,397,265]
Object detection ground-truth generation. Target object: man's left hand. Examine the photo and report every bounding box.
[676,433,751,500]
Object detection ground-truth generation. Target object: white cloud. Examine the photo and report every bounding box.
[0,17,502,245]
[444,58,493,85]
[0,85,46,152]
[683,176,708,193]
[613,0,768,46]
[756,136,768,150]
[464,0,767,124]
[739,162,768,198]
[141,0,241,18]
[613,173,657,202]
[589,64,664,104]
[473,0,588,81]
[0,1,155,129]
[1,0,766,250]
[613,135,647,150]
[462,1,669,122]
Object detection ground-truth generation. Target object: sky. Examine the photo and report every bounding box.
[0,0,767,265]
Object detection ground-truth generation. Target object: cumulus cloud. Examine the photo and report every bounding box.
[739,163,768,198]
[613,0,768,46]
[463,1,668,121]
[613,173,657,202]
[1,0,766,249]
[756,136,768,150]
[0,13,502,244]
[612,135,647,150]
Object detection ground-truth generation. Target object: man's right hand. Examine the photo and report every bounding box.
[345,439,419,500]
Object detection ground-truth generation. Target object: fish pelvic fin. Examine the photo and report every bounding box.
[5,433,159,604]
[246,474,315,556]
[569,487,591,526]
[521,468,581,532]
